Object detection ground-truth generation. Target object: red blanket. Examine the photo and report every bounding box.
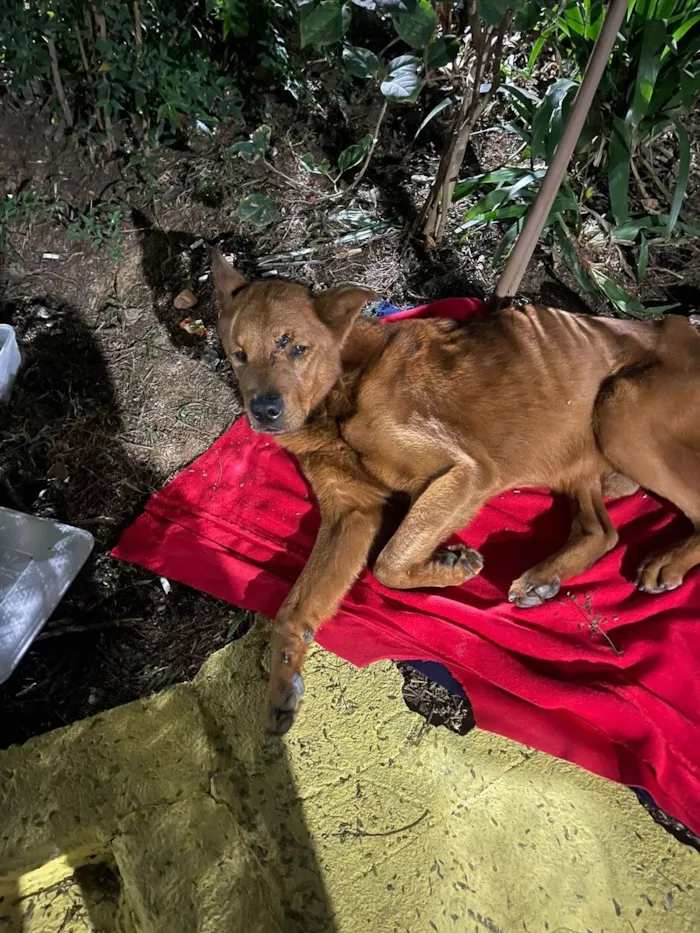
[113,299,700,834]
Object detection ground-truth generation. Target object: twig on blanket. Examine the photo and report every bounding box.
[333,809,429,840]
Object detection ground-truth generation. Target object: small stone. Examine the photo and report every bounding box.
[173,288,198,310]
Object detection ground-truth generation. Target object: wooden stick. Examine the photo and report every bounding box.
[491,0,629,307]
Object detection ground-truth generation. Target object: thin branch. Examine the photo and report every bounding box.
[36,618,144,640]
[46,34,73,127]
[92,4,115,154]
[343,100,388,193]
[133,0,143,45]
[73,24,90,73]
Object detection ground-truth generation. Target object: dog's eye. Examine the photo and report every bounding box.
[276,334,290,350]
[232,348,247,364]
[291,344,309,359]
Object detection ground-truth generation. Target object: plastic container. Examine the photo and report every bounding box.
[0,507,94,684]
[0,324,21,402]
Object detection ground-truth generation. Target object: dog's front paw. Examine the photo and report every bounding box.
[435,544,484,580]
[264,624,311,735]
[508,574,560,609]
[265,670,305,735]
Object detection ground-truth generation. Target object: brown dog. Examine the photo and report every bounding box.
[212,250,700,734]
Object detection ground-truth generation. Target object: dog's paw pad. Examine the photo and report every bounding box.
[509,575,560,609]
[437,545,484,578]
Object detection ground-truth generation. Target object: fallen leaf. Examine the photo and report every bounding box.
[47,461,69,483]
[173,288,198,310]
[178,317,207,337]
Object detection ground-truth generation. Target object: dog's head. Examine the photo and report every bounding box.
[212,250,376,435]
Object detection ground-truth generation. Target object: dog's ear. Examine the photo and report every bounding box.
[315,285,377,340]
[211,248,247,309]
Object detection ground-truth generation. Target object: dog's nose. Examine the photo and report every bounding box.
[249,393,284,425]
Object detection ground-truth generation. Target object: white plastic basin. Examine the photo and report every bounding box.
[0,507,94,684]
[0,324,21,402]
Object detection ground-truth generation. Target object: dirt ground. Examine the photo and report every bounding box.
[1,96,699,781]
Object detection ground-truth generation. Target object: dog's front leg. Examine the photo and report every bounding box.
[266,506,383,734]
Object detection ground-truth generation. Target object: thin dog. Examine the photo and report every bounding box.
[212,249,700,734]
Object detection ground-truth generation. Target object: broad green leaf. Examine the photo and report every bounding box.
[380,55,421,103]
[457,203,528,237]
[637,232,648,282]
[492,217,524,264]
[236,193,278,228]
[228,140,258,160]
[425,36,460,70]
[393,0,436,47]
[461,188,512,225]
[608,117,631,225]
[589,268,649,318]
[338,133,373,172]
[300,2,344,47]
[628,18,667,127]
[478,0,517,27]
[679,67,700,111]
[228,125,270,161]
[414,94,458,139]
[299,152,331,175]
[527,34,548,72]
[663,11,700,57]
[611,217,652,242]
[612,214,700,242]
[453,166,541,200]
[342,44,379,78]
[667,120,690,235]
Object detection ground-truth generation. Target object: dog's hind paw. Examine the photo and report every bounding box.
[508,574,560,609]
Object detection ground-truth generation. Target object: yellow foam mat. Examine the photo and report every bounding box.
[1,622,697,932]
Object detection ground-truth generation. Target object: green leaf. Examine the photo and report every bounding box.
[493,217,524,264]
[343,45,379,78]
[425,36,460,70]
[527,34,548,72]
[553,221,596,297]
[453,166,540,200]
[236,193,278,228]
[608,117,630,225]
[589,268,649,319]
[300,2,344,48]
[477,0,518,27]
[338,133,373,172]
[628,18,667,127]
[393,0,436,48]
[380,55,421,103]
[457,203,528,237]
[299,152,331,175]
[637,232,648,282]
[667,120,690,235]
[228,124,270,162]
[414,94,458,139]
[661,13,700,59]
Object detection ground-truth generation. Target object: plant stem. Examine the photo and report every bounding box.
[133,0,143,45]
[344,101,388,194]
[46,34,74,127]
[73,24,90,73]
